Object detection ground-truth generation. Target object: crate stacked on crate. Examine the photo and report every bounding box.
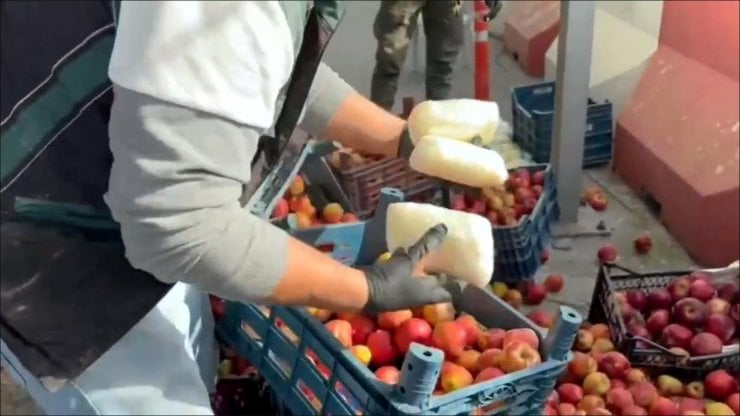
[216,188,581,415]
[443,164,560,282]
[270,155,361,231]
[587,263,740,380]
[325,148,441,219]
[511,81,613,167]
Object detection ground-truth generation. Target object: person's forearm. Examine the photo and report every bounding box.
[267,237,369,312]
[114,198,368,312]
[325,92,406,157]
[301,63,405,157]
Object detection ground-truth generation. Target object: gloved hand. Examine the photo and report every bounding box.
[396,127,416,160]
[361,224,463,314]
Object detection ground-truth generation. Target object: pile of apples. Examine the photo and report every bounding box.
[545,322,740,416]
[612,271,739,357]
[490,274,565,314]
[271,175,359,229]
[307,300,545,395]
[327,148,386,172]
[448,167,547,227]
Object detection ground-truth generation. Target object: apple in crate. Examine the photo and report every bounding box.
[668,276,691,302]
[374,366,400,385]
[366,330,398,366]
[393,318,432,354]
[673,297,707,327]
[500,340,541,373]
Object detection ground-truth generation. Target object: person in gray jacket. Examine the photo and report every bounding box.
[1,1,469,414]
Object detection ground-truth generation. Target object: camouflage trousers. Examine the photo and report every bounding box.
[371,0,465,111]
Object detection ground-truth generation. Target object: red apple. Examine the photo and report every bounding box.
[621,405,648,416]
[527,309,555,329]
[597,351,631,379]
[649,396,679,416]
[531,185,544,199]
[705,369,739,401]
[626,290,649,312]
[726,392,739,416]
[704,313,736,343]
[633,235,652,254]
[690,332,724,356]
[660,324,694,350]
[521,198,537,215]
[531,170,546,186]
[515,168,532,186]
[668,277,691,302]
[393,318,433,354]
[271,198,290,219]
[544,274,565,293]
[605,387,634,414]
[630,382,658,408]
[348,315,377,345]
[557,383,585,405]
[619,302,637,324]
[451,194,466,211]
[515,187,534,203]
[374,366,400,384]
[470,199,487,215]
[486,211,500,226]
[707,298,732,315]
[674,297,708,327]
[717,282,739,303]
[678,397,705,413]
[588,193,609,211]
[366,330,398,367]
[525,283,547,305]
[597,244,618,264]
[689,280,717,302]
[626,321,653,348]
[647,289,673,310]
[646,309,671,337]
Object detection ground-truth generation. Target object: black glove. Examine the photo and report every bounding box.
[397,126,415,161]
[362,224,463,314]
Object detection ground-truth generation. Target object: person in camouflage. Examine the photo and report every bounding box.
[370,0,501,111]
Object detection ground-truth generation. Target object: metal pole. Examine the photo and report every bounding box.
[550,1,595,224]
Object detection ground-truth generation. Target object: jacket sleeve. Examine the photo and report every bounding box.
[299,62,356,137]
[105,86,290,304]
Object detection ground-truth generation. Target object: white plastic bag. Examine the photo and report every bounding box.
[386,202,494,288]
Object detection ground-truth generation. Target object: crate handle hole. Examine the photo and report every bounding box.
[567,312,579,319]
[399,386,406,394]
[407,363,413,371]
[422,350,433,357]
[316,243,335,253]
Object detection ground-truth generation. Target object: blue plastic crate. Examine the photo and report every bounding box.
[217,188,581,416]
[443,164,560,282]
[511,81,613,167]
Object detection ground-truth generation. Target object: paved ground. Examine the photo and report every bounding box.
[0,28,696,416]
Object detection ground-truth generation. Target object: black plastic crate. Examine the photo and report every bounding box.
[587,263,740,379]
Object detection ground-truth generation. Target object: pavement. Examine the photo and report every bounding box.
[0,32,696,416]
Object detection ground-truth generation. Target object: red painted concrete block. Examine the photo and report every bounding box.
[502,0,560,78]
[614,1,739,267]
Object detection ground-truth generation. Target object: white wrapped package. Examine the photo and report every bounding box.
[386,202,494,288]
[407,99,500,145]
[409,135,509,187]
